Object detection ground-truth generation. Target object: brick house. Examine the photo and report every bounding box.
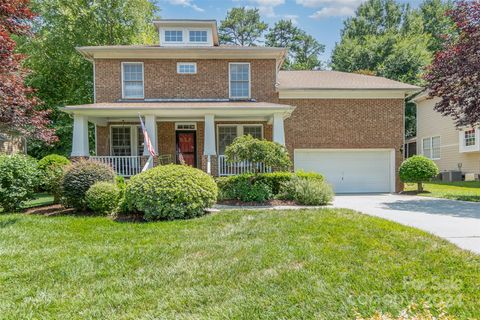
[62,19,419,193]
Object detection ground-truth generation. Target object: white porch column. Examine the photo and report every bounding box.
[143,115,157,168]
[71,114,89,157]
[204,114,216,174]
[273,112,286,146]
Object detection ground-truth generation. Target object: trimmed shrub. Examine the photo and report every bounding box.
[217,171,326,202]
[399,155,439,192]
[292,178,334,205]
[38,154,71,202]
[0,154,40,212]
[85,182,120,215]
[126,164,217,220]
[225,135,292,172]
[61,160,116,210]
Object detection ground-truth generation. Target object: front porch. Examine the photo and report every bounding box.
[63,101,294,177]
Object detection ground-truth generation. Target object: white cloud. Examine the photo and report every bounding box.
[297,0,362,8]
[167,0,204,12]
[309,6,356,18]
[283,14,299,24]
[297,0,363,19]
[239,0,285,17]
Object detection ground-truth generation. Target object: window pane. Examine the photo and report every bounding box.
[123,63,143,98]
[432,136,440,159]
[465,129,476,146]
[189,30,207,42]
[178,63,196,74]
[422,138,432,159]
[230,64,250,98]
[218,126,237,155]
[243,126,262,139]
[165,30,183,42]
[112,127,131,156]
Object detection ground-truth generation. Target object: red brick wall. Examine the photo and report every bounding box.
[95,59,277,103]
[279,98,405,191]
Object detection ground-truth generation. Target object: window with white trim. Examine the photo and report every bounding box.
[122,63,144,99]
[111,127,132,156]
[229,63,250,99]
[217,124,263,154]
[189,30,207,42]
[165,30,183,42]
[243,126,262,139]
[177,63,197,74]
[464,129,476,147]
[422,136,440,159]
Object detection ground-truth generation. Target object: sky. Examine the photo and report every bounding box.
[159,0,423,64]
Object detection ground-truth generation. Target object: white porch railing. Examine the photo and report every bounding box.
[90,156,144,177]
[218,155,272,176]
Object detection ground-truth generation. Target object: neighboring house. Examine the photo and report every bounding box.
[62,19,419,193]
[413,92,480,178]
[0,131,26,154]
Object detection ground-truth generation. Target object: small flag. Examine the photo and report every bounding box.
[139,114,156,157]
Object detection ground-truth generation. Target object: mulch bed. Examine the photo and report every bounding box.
[217,199,297,206]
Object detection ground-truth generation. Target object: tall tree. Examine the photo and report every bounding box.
[266,19,324,70]
[0,0,56,143]
[425,0,480,127]
[18,0,159,157]
[219,7,267,46]
[331,0,432,85]
[420,0,455,52]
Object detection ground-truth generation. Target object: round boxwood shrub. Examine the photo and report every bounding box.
[0,154,40,212]
[38,154,71,202]
[61,160,116,210]
[126,164,218,220]
[399,155,439,192]
[85,182,120,215]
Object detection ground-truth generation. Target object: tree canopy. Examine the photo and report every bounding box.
[18,0,159,157]
[219,7,267,46]
[425,0,480,127]
[265,20,324,70]
[0,0,56,143]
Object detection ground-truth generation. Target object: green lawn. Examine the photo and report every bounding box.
[22,193,55,208]
[404,181,480,202]
[0,209,478,319]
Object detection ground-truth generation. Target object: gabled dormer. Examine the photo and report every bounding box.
[154,19,219,47]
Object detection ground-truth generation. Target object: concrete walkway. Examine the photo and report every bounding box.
[332,194,480,254]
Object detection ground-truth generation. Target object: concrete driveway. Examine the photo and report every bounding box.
[333,194,480,254]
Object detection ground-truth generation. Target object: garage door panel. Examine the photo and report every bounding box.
[294,150,393,193]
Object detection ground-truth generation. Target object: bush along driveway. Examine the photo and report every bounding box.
[0,209,479,319]
[333,194,480,254]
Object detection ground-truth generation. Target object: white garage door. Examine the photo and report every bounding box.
[294,149,395,193]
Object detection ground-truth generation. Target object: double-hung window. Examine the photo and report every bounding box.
[217,125,263,155]
[189,30,207,42]
[422,136,440,159]
[122,62,144,99]
[165,30,183,42]
[464,129,476,147]
[229,63,250,99]
[111,127,132,156]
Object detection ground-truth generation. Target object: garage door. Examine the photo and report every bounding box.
[294,149,394,193]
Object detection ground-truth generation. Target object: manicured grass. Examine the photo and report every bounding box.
[22,193,55,208]
[0,209,478,319]
[404,181,480,202]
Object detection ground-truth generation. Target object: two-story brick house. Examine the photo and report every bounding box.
[62,19,419,193]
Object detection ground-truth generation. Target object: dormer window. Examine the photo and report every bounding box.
[165,30,183,42]
[189,30,207,42]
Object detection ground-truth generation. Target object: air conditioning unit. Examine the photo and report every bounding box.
[441,171,462,182]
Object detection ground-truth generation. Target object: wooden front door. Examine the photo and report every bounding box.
[176,131,197,167]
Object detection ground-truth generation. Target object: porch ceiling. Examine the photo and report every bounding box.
[61,101,296,122]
